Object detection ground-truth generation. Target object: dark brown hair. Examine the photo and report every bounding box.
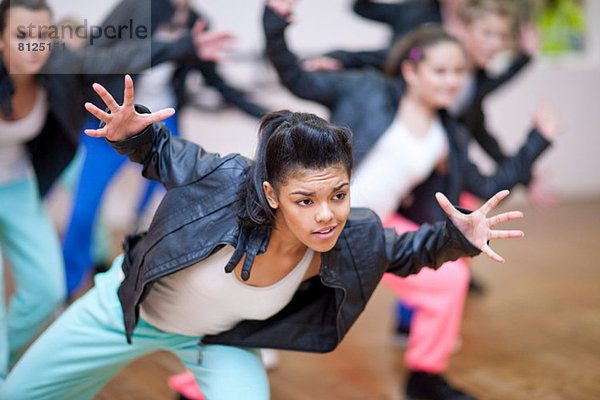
[384,24,462,78]
[0,0,52,33]
[237,110,353,228]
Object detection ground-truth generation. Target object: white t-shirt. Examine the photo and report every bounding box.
[140,245,314,336]
[0,87,47,185]
[351,117,448,220]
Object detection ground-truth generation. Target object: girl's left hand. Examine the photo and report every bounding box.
[533,99,564,142]
[436,190,524,263]
[84,75,175,142]
[519,22,541,57]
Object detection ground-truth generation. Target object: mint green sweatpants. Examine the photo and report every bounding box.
[0,256,270,400]
[0,175,65,381]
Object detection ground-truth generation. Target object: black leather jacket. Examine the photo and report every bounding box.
[110,106,481,351]
[264,7,550,225]
[354,0,442,44]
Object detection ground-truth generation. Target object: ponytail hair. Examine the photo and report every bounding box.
[237,110,353,228]
[384,24,462,78]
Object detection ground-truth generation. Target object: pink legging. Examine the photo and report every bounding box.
[381,214,470,373]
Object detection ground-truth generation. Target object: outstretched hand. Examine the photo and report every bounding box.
[436,190,524,263]
[519,22,541,57]
[533,99,564,142]
[191,20,235,63]
[84,75,175,142]
[302,56,343,72]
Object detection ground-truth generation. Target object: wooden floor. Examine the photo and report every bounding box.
[91,198,600,400]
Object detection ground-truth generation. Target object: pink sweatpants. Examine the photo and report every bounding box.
[381,214,470,373]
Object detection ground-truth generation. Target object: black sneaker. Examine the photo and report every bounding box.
[391,324,411,348]
[405,370,477,400]
[468,276,486,295]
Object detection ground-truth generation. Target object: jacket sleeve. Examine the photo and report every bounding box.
[461,127,551,199]
[107,105,225,189]
[461,103,508,163]
[263,6,354,108]
[353,0,401,24]
[384,217,481,277]
[324,49,388,70]
[43,35,196,78]
[477,52,532,97]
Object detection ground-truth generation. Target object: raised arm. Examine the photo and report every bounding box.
[84,76,226,189]
[476,23,540,97]
[476,52,531,98]
[461,100,562,199]
[386,190,523,277]
[264,0,356,107]
[319,49,388,71]
[353,0,403,25]
[43,20,233,78]
[460,102,509,163]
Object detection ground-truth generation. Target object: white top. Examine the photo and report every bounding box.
[0,87,48,184]
[140,245,315,336]
[351,117,448,220]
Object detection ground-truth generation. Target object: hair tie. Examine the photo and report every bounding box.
[409,47,421,62]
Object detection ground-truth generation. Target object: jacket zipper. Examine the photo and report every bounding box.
[319,263,348,342]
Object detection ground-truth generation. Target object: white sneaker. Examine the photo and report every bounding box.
[260,348,280,370]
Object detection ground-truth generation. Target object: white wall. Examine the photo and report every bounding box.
[49,0,118,25]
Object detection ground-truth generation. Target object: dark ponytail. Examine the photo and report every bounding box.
[237,110,353,228]
[384,24,462,78]
[0,0,52,33]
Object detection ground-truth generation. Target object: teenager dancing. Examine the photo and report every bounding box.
[0,74,524,399]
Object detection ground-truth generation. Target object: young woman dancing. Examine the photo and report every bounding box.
[0,74,523,399]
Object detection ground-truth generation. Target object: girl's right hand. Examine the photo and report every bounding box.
[533,99,564,142]
[267,0,298,22]
[519,22,541,57]
[301,56,343,71]
[84,75,175,142]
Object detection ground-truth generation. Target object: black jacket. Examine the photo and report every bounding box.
[264,7,550,225]
[0,31,197,196]
[456,53,532,163]
[110,105,481,352]
[354,0,442,44]
[324,0,441,70]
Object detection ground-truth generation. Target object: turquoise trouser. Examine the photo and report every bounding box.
[0,255,270,400]
[0,175,66,381]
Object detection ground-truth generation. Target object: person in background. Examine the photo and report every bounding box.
[263,1,562,398]
[0,0,231,382]
[308,0,558,336]
[61,0,252,300]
